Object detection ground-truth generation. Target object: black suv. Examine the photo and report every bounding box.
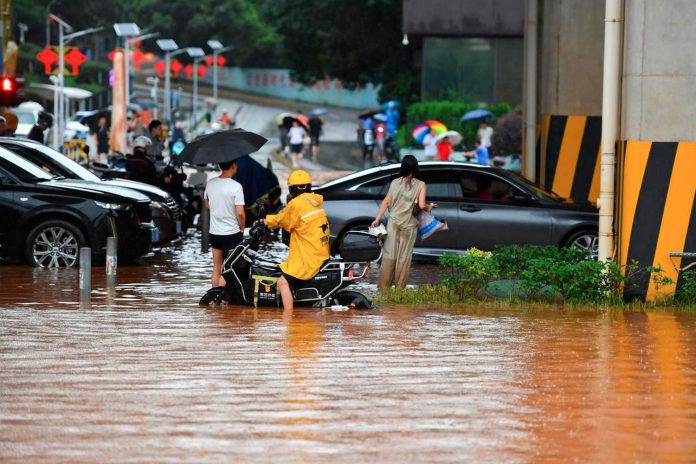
[0,138,182,245]
[0,147,155,267]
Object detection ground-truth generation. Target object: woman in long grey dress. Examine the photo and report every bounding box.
[371,155,434,289]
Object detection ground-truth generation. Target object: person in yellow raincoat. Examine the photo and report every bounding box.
[262,170,330,310]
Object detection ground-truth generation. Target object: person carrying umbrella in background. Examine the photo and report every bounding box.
[477,120,493,148]
[179,129,268,288]
[308,117,322,163]
[385,101,399,138]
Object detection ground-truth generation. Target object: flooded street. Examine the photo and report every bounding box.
[2,236,696,462]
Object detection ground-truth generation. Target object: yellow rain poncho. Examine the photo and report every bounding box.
[264,192,330,280]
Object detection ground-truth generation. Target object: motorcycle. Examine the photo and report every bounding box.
[199,220,381,309]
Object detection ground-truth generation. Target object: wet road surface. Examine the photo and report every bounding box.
[2,236,696,462]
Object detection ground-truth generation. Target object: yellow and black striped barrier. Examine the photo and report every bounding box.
[541,115,602,204]
[619,141,696,301]
[63,139,88,164]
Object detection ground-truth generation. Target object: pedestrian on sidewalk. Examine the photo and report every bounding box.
[308,116,323,163]
[94,116,110,163]
[477,120,493,148]
[422,127,438,160]
[204,160,246,287]
[371,155,434,289]
[288,120,306,168]
[28,112,51,144]
[146,120,166,164]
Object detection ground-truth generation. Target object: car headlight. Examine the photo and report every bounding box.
[95,201,128,210]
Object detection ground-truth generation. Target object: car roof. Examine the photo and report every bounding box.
[317,161,495,188]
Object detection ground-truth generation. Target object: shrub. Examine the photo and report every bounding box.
[676,270,696,306]
[490,109,522,157]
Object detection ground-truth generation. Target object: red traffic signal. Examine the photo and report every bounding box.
[1,77,15,93]
[0,76,19,106]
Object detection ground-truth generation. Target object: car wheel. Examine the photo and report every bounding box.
[564,229,598,260]
[25,220,86,268]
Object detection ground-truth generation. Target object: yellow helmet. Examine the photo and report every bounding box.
[288,169,312,186]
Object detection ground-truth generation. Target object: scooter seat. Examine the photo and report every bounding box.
[251,264,281,277]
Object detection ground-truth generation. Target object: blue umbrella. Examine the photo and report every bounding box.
[461,109,493,122]
[373,113,388,122]
[308,108,329,117]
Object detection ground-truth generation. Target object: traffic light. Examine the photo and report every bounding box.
[0,77,17,106]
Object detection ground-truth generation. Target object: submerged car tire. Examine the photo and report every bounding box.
[199,287,225,305]
[564,229,599,260]
[333,290,373,309]
[25,220,86,268]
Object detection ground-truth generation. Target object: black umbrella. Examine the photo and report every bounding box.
[179,129,268,165]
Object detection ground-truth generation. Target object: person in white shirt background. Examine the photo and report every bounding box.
[422,127,438,160]
[204,160,246,287]
[288,121,307,168]
[477,120,494,148]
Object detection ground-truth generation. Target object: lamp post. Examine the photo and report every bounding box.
[156,39,179,123]
[206,40,231,103]
[113,23,140,107]
[146,76,159,119]
[49,14,101,151]
[185,48,206,129]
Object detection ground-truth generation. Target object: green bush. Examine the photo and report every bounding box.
[676,270,696,306]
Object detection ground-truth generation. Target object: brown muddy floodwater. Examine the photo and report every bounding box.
[2,236,696,463]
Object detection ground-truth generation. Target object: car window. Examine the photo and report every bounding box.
[0,147,53,182]
[459,171,516,202]
[3,143,99,181]
[355,176,394,196]
[15,111,35,125]
[419,170,461,198]
[0,167,17,185]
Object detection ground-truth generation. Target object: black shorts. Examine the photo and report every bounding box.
[310,135,320,146]
[282,272,308,291]
[290,143,303,154]
[210,232,243,255]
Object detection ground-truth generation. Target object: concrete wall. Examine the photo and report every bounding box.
[403,0,523,37]
[538,0,605,116]
[622,0,696,141]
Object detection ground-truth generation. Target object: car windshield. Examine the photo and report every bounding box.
[15,111,35,125]
[505,171,564,201]
[0,146,54,181]
[9,142,100,182]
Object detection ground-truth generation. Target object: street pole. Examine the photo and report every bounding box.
[213,50,218,102]
[124,37,130,106]
[58,22,64,152]
[193,57,199,129]
[164,52,170,122]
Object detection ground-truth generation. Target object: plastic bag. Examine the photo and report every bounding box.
[368,224,387,239]
[417,211,448,240]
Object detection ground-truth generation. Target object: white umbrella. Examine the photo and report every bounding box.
[436,130,463,146]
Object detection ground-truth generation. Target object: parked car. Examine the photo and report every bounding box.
[0,138,183,245]
[315,161,599,259]
[0,147,156,267]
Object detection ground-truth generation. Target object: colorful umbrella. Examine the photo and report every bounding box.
[412,120,448,143]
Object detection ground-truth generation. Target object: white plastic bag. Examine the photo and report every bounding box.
[368,224,387,239]
[417,211,448,240]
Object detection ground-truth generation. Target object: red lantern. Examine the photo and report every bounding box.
[130,47,145,71]
[216,55,227,67]
[197,64,208,78]
[170,59,183,77]
[204,56,214,67]
[154,60,166,77]
[108,48,121,61]
[183,64,194,79]
[36,47,58,75]
[64,48,87,75]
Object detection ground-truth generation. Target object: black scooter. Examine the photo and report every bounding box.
[199,221,381,309]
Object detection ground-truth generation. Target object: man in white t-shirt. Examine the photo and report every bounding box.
[288,121,306,168]
[477,120,494,148]
[204,160,246,287]
[422,127,438,159]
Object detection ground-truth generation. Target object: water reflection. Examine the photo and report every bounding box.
[2,238,696,462]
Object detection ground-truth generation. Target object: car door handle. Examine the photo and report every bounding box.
[460,204,481,213]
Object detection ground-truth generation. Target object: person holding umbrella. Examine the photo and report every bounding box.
[179,129,268,288]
